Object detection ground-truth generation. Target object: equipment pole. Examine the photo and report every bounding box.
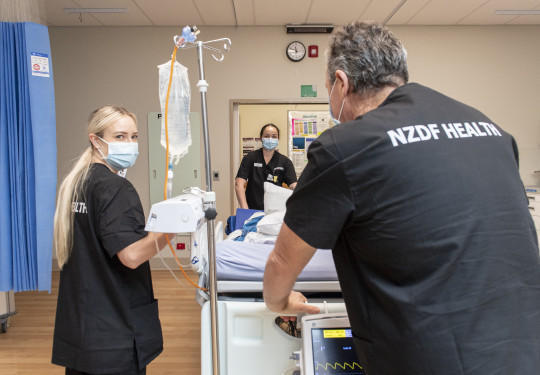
[196,40,220,375]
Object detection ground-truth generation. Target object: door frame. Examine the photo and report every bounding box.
[229,99,327,211]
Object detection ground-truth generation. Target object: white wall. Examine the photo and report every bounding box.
[49,26,336,224]
[49,25,540,263]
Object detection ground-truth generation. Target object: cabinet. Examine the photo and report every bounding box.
[147,112,201,205]
[0,291,16,333]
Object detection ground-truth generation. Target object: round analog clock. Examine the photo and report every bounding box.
[286,41,306,62]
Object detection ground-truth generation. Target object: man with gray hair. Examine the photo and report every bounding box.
[264,21,539,374]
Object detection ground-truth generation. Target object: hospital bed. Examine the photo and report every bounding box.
[146,192,348,374]
[192,219,347,375]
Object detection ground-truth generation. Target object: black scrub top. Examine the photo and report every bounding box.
[236,148,297,210]
[52,163,163,373]
[284,83,540,375]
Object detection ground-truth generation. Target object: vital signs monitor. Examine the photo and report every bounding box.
[300,313,365,375]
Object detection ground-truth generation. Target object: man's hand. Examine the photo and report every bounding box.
[277,291,320,316]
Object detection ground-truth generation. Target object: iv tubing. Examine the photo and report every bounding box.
[165,233,207,291]
[163,45,177,201]
[161,40,207,291]
[149,221,190,289]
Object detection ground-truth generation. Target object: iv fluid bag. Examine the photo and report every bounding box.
[158,60,191,162]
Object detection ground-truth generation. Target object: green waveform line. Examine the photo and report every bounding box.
[315,362,363,370]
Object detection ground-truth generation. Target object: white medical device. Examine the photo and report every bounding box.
[298,313,365,375]
[145,191,207,233]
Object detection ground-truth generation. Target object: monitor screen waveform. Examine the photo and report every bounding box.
[315,361,363,371]
[312,328,366,375]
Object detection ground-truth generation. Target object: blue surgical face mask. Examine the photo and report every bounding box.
[262,137,279,150]
[329,80,346,125]
[97,137,139,170]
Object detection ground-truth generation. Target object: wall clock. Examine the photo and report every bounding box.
[286,41,306,62]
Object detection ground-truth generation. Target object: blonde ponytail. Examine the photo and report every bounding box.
[53,148,94,269]
[53,105,137,269]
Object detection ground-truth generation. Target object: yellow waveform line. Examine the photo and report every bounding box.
[315,362,363,370]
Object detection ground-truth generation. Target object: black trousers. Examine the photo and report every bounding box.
[66,367,146,375]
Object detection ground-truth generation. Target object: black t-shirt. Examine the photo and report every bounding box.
[285,83,540,374]
[52,164,163,373]
[236,148,297,210]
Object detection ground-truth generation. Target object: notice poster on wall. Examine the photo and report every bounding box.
[288,111,332,176]
[242,137,261,157]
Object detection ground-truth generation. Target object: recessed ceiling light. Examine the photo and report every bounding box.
[495,9,540,15]
[64,8,128,14]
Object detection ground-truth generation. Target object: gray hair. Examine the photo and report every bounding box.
[327,21,408,95]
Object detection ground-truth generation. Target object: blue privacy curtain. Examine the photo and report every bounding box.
[0,22,56,293]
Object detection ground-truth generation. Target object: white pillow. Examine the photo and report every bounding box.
[264,182,292,215]
[257,211,285,236]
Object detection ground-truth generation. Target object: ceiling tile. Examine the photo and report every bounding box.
[135,0,203,26]
[37,0,540,26]
[253,0,311,25]
[233,0,255,26]
[307,0,370,25]
[194,0,236,26]
[459,0,540,25]
[72,0,152,26]
[363,0,415,24]
[383,0,431,25]
[507,12,540,24]
[408,0,491,25]
[43,0,102,26]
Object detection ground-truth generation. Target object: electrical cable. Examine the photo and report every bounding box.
[150,220,189,289]
[165,232,207,291]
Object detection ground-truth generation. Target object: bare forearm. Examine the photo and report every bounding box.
[263,224,319,315]
[264,250,299,311]
[235,178,249,209]
[117,232,174,269]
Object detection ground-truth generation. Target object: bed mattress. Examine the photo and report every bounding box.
[216,240,337,280]
[215,240,341,293]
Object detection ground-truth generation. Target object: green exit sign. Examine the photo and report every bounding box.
[301,85,317,97]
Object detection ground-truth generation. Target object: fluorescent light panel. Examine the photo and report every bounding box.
[64,8,128,14]
[495,9,540,15]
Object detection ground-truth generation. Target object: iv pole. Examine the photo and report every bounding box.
[175,32,231,375]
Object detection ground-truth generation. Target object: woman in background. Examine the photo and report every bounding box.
[235,123,297,210]
[52,105,173,375]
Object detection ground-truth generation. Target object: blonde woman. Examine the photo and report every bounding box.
[52,106,173,375]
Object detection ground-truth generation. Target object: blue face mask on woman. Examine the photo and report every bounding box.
[262,137,279,150]
[97,137,139,170]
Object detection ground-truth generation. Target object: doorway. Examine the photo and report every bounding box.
[229,99,329,211]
